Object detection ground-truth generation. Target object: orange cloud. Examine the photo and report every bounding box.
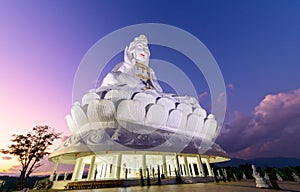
[1,157,12,160]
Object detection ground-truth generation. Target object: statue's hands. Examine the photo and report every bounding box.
[124,46,135,65]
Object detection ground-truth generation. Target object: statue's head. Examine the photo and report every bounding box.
[125,35,150,66]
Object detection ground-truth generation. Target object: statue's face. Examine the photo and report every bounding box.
[133,42,150,63]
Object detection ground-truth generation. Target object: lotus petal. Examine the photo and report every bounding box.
[145,104,168,127]
[133,92,156,105]
[65,115,78,134]
[176,103,192,130]
[98,99,116,121]
[82,92,100,106]
[203,115,218,139]
[156,97,175,112]
[186,113,204,134]
[117,100,146,123]
[87,100,100,122]
[71,105,88,127]
[176,103,193,115]
[104,90,130,103]
[166,109,183,129]
[193,107,207,118]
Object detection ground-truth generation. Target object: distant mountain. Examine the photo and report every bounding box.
[0,176,45,190]
[215,157,300,168]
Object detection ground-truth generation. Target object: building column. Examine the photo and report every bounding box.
[111,156,116,178]
[116,154,122,179]
[55,172,60,181]
[189,162,195,176]
[142,154,146,177]
[99,164,103,178]
[77,160,85,180]
[183,155,190,176]
[197,154,205,177]
[71,159,79,181]
[204,158,213,176]
[175,153,180,176]
[104,164,107,178]
[162,155,168,177]
[50,161,59,181]
[87,156,96,180]
[72,158,83,181]
[64,172,68,181]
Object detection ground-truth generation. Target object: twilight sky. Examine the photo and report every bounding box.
[1,0,300,174]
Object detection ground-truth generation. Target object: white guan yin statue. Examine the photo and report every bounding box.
[99,35,200,107]
[83,35,216,138]
[100,35,163,92]
[64,34,223,151]
[48,35,229,189]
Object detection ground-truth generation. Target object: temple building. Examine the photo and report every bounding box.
[48,35,230,189]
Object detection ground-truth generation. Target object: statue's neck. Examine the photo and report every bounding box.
[135,59,149,67]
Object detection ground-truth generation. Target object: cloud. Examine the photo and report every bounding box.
[0,156,74,176]
[217,92,225,103]
[31,157,73,176]
[1,164,22,175]
[2,157,12,160]
[198,91,208,102]
[61,135,70,142]
[227,83,234,91]
[217,88,300,159]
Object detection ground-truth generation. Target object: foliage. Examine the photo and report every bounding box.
[266,167,285,180]
[294,166,300,176]
[0,125,60,189]
[257,167,265,177]
[239,163,253,179]
[217,163,300,182]
[234,168,244,180]
[283,167,297,181]
[220,166,244,181]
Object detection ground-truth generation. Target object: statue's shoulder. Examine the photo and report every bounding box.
[111,62,125,72]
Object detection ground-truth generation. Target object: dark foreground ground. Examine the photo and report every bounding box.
[25,180,300,192]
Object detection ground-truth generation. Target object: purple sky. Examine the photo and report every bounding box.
[1,0,300,174]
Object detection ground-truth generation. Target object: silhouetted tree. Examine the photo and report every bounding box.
[1,125,60,190]
[266,167,285,180]
[293,166,300,176]
[234,168,244,180]
[283,167,297,181]
[239,163,253,179]
[257,167,265,177]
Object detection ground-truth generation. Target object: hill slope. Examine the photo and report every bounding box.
[215,157,300,168]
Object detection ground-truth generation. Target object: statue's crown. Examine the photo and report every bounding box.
[127,34,149,54]
[133,34,148,44]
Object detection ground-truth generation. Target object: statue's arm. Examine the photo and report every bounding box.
[124,46,136,65]
[150,70,163,92]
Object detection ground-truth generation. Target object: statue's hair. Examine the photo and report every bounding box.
[128,34,149,53]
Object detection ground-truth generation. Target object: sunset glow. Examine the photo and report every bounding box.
[1,0,300,175]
